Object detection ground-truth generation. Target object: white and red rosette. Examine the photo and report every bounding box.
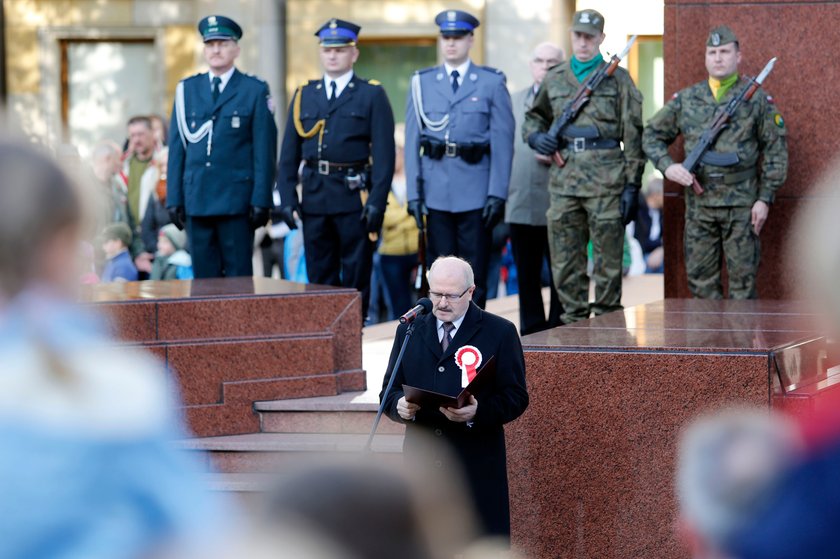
[455,345,482,387]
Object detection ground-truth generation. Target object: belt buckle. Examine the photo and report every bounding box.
[445,142,458,157]
[573,137,586,153]
[318,160,329,175]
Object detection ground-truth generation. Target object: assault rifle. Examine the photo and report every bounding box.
[682,57,777,195]
[546,35,637,167]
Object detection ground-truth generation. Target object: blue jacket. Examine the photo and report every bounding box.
[167,69,278,217]
[405,62,515,213]
[101,250,138,282]
[277,74,395,215]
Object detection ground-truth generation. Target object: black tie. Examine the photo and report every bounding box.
[450,70,460,93]
[211,76,221,102]
[441,322,454,353]
[329,81,337,104]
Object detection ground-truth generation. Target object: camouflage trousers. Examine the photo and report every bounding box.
[547,193,624,323]
[684,204,760,299]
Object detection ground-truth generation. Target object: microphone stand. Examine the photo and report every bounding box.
[364,320,417,451]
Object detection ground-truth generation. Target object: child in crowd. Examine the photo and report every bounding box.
[100,222,138,282]
[150,224,193,280]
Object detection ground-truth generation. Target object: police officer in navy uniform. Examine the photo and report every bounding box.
[167,15,278,278]
[275,19,395,319]
[405,10,515,308]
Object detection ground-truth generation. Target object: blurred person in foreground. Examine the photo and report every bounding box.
[0,139,228,558]
[380,256,528,541]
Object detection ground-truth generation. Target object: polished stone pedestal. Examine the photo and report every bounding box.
[506,299,827,558]
[80,278,364,437]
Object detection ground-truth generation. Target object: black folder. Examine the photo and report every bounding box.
[403,355,496,409]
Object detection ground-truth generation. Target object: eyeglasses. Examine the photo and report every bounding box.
[429,287,471,303]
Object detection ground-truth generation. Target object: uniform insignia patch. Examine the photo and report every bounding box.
[671,92,679,100]
[447,11,456,21]
[231,116,240,128]
[436,73,444,81]
[209,16,217,25]
[368,79,381,86]
[470,73,477,81]
[267,95,275,114]
[711,32,721,46]
[774,113,784,127]
[580,12,591,24]
[470,96,479,101]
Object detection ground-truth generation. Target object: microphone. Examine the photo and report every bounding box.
[399,298,433,324]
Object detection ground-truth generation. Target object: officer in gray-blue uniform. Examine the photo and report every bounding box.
[405,9,515,308]
[167,15,278,278]
[275,18,395,319]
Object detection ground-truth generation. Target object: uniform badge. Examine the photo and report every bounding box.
[329,19,337,28]
[231,116,241,128]
[436,72,444,81]
[774,113,784,128]
[711,32,721,46]
[455,345,482,387]
[580,12,591,24]
[469,73,477,81]
[470,96,479,102]
[208,16,217,25]
[447,11,456,21]
[191,120,196,129]
[766,95,775,104]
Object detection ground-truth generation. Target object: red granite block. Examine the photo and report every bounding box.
[221,375,338,404]
[336,369,367,393]
[183,402,260,438]
[168,336,336,406]
[327,294,364,372]
[507,350,769,559]
[96,302,157,342]
[156,293,357,341]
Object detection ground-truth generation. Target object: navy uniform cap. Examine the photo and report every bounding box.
[435,10,480,37]
[198,15,243,42]
[315,18,361,47]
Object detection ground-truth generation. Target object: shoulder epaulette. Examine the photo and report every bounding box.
[367,79,382,86]
[415,66,437,76]
[244,73,266,83]
[477,65,504,75]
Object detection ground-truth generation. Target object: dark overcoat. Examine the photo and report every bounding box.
[381,302,528,536]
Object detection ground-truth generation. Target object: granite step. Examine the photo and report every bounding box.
[254,393,405,435]
[180,432,404,473]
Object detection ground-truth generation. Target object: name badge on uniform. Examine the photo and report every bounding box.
[231,116,241,128]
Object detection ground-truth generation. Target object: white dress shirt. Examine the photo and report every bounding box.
[324,70,354,100]
[437,313,467,343]
[443,60,471,89]
[208,66,236,93]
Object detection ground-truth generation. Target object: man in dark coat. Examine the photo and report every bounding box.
[380,256,529,538]
[275,18,395,319]
[167,15,278,278]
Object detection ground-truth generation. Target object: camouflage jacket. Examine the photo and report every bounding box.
[642,76,788,207]
[522,61,645,197]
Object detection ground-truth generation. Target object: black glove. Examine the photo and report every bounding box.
[527,132,559,156]
[272,205,299,230]
[482,196,506,230]
[619,184,640,226]
[407,200,427,231]
[360,205,384,233]
[168,206,186,230]
[249,206,270,230]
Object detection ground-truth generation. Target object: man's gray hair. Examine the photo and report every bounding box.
[428,255,474,289]
[677,408,799,551]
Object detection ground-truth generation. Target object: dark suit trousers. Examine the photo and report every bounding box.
[510,223,563,335]
[427,208,490,308]
[187,215,253,278]
[302,211,374,318]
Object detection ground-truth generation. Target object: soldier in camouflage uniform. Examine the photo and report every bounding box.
[643,25,788,299]
[523,9,644,323]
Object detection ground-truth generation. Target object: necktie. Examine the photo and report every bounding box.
[450,70,460,93]
[329,81,337,103]
[441,322,454,353]
[211,76,221,102]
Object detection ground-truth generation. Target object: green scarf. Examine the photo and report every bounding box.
[709,73,739,102]
[570,53,605,83]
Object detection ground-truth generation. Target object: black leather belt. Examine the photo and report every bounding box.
[420,139,490,164]
[562,137,620,152]
[304,159,368,175]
